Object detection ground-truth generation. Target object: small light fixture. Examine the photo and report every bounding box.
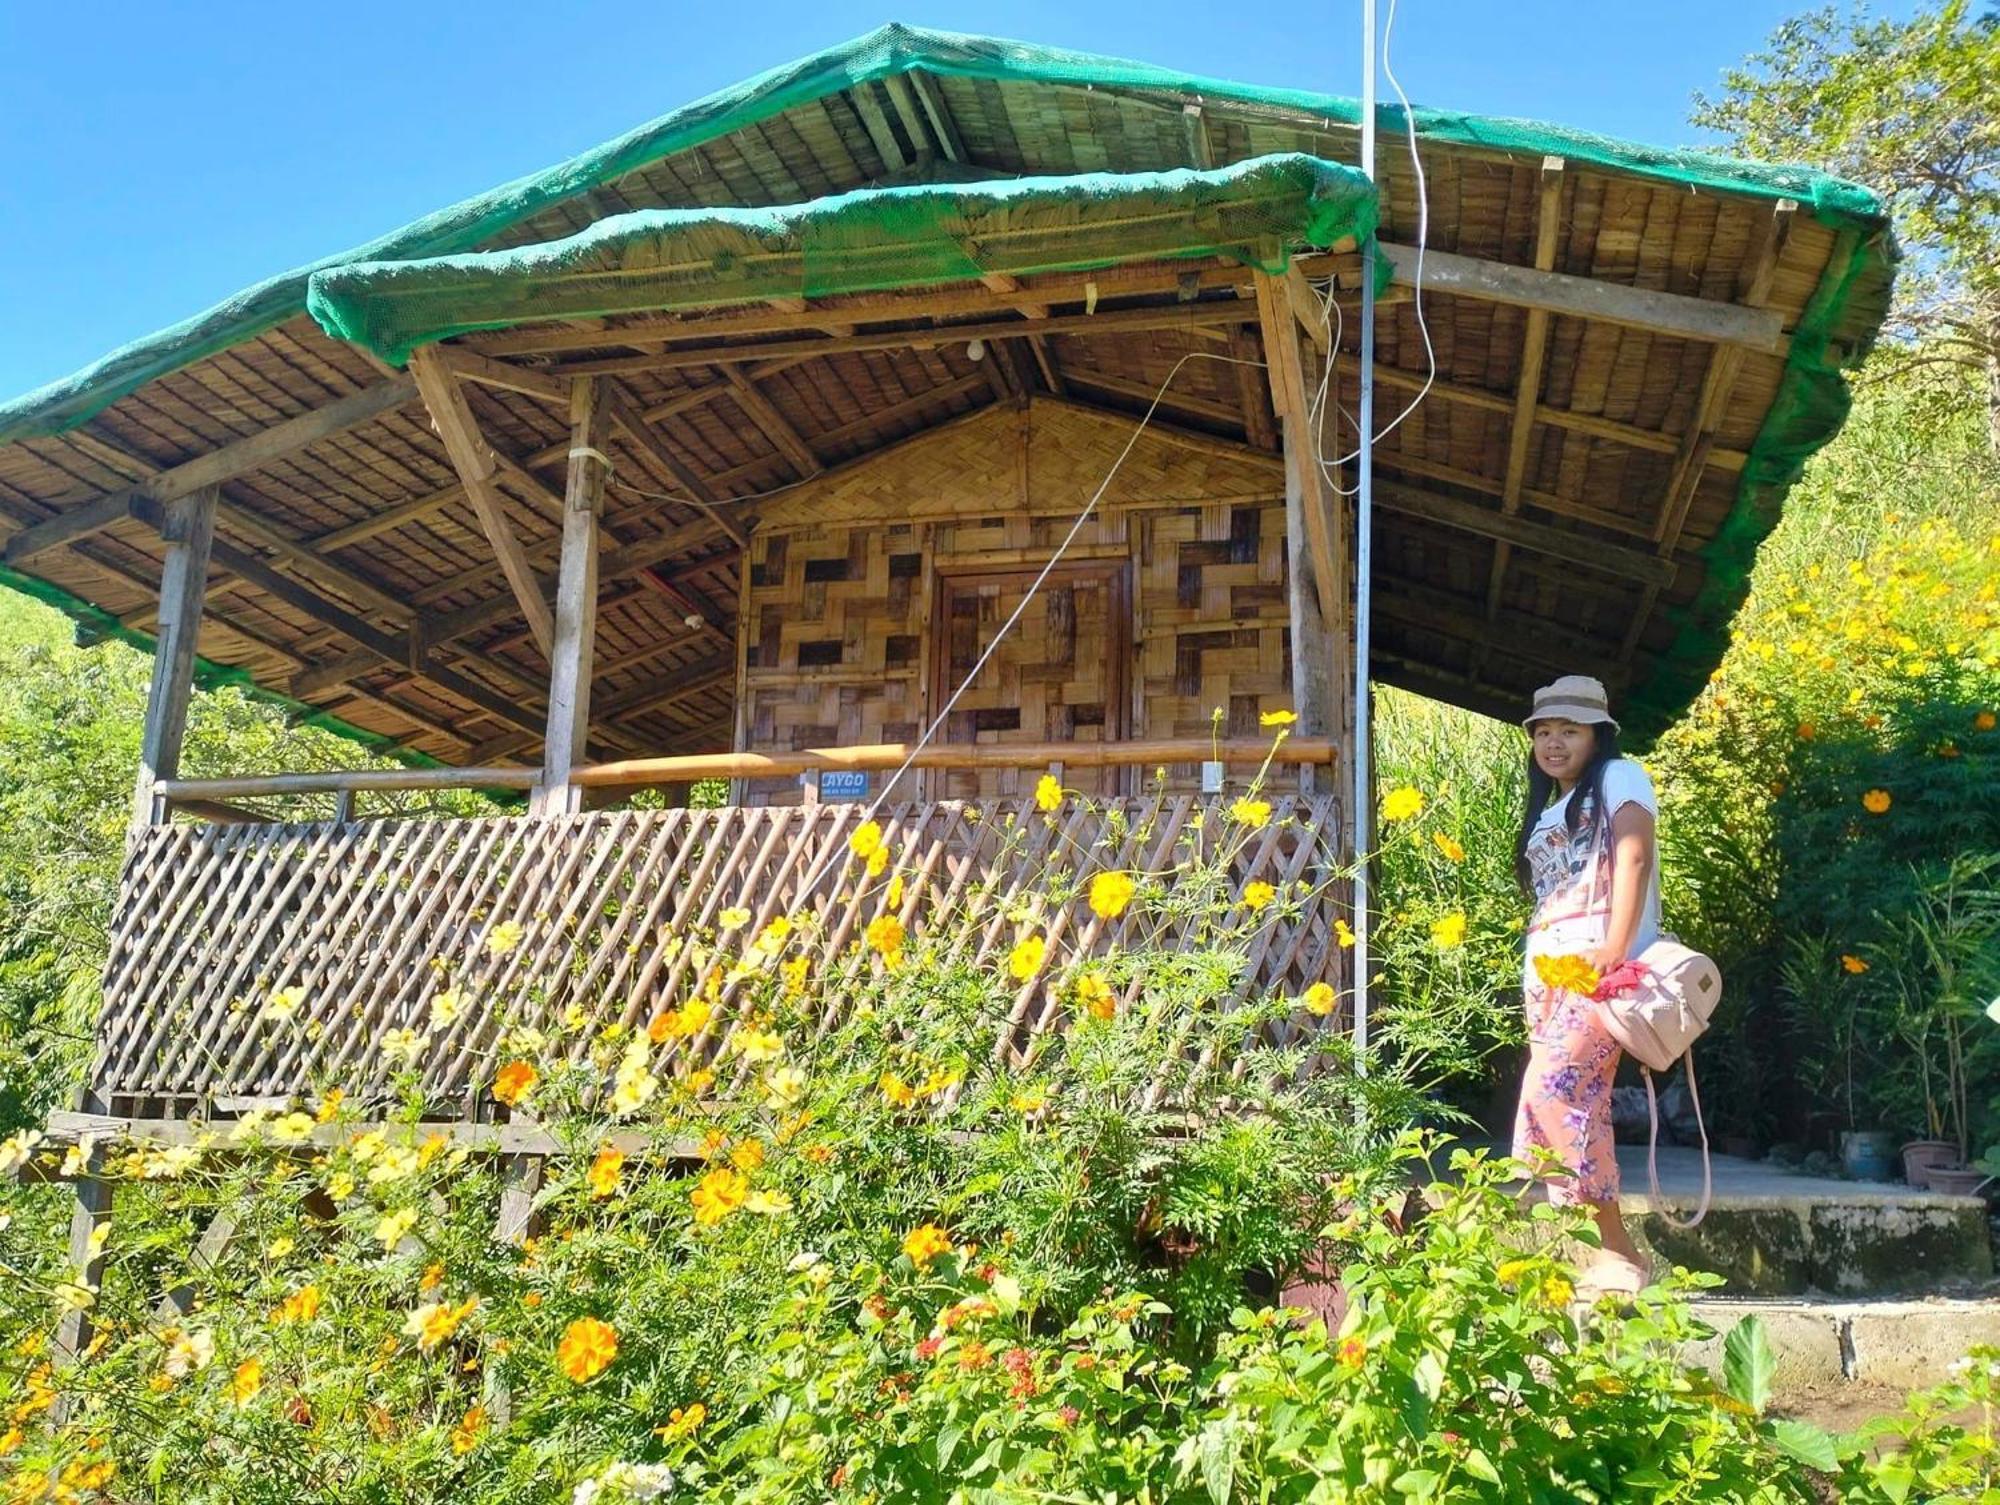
[965,337,986,362]
[683,612,704,630]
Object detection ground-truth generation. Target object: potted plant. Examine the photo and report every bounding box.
[1888,856,1998,1187]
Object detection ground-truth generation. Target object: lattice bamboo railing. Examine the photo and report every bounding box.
[94,793,1344,1113]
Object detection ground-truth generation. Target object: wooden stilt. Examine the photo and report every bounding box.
[52,1146,113,1409]
[132,485,218,827]
[536,379,608,817]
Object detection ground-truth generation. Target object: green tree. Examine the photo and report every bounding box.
[1692,1,2000,450]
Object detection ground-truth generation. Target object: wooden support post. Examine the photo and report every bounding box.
[133,484,217,826]
[535,379,608,816]
[53,1147,113,1385]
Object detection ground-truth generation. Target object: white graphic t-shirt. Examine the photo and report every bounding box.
[1523,757,1661,953]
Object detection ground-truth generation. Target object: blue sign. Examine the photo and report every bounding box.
[819,771,871,802]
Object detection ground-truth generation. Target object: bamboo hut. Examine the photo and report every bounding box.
[0,25,1893,1133]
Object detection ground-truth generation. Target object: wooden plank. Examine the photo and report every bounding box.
[1228,326,1279,451]
[546,302,1256,378]
[1181,104,1213,170]
[158,765,539,800]
[153,1209,239,1323]
[848,83,908,172]
[3,376,416,564]
[1378,242,1787,353]
[1373,480,1677,585]
[592,652,735,720]
[311,479,463,552]
[909,72,967,162]
[537,380,609,816]
[723,368,823,478]
[438,346,569,404]
[408,346,556,656]
[133,486,217,826]
[52,1147,112,1376]
[1481,158,1567,625]
[599,382,749,547]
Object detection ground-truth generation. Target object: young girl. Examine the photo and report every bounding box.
[1511,674,1660,1296]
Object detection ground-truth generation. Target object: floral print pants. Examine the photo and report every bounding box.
[1513,923,1622,1206]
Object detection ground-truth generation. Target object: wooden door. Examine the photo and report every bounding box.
[929,562,1131,801]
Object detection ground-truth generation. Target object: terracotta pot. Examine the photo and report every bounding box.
[1902,1139,1960,1189]
[1924,1166,1992,1198]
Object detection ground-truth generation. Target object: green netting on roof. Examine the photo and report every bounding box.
[304,154,1377,365]
[0,22,1890,449]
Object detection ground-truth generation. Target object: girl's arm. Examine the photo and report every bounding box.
[1592,802,1656,972]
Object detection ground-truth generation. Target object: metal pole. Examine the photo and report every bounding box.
[1352,0,1378,1068]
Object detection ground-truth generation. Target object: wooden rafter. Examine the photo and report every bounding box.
[1481,157,1568,626]
[408,347,556,657]
[1619,198,1798,659]
[599,382,749,547]
[1373,479,1675,585]
[4,376,415,564]
[1252,271,1342,626]
[722,368,823,478]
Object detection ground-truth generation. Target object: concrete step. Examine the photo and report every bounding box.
[1685,1293,2000,1395]
[1618,1146,1990,1296]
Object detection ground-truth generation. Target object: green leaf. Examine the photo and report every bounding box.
[1199,1421,1237,1505]
[1392,1468,1441,1497]
[1722,1316,1775,1414]
[1767,1419,1839,1472]
[1873,1458,1915,1504]
[936,1424,962,1473]
[1461,1449,1502,1485]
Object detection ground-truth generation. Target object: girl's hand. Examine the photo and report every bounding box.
[1588,940,1628,976]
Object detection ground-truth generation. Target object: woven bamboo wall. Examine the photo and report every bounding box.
[740,399,1294,802]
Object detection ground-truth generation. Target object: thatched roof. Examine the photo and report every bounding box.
[0,23,1894,759]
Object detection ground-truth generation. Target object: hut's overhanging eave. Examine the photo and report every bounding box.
[304,155,1378,366]
[0,22,1898,753]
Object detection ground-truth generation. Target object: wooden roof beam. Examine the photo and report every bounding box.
[4,376,416,564]
[909,72,967,163]
[546,301,1255,378]
[599,382,749,546]
[721,368,823,479]
[408,347,556,657]
[1481,157,1567,626]
[1252,271,1343,627]
[1619,198,1798,659]
[1374,478,1676,586]
[1378,241,1787,354]
[849,83,909,173]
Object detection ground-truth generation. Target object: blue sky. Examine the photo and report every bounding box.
[0,0,1912,401]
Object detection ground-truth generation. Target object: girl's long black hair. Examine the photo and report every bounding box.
[1514,723,1622,894]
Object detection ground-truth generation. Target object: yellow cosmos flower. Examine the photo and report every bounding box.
[485,920,524,957]
[262,987,305,1023]
[1430,912,1467,950]
[450,1404,486,1455]
[1533,953,1600,996]
[732,1028,785,1063]
[718,907,752,931]
[902,1224,954,1269]
[866,843,891,878]
[849,821,884,860]
[429,990,463,1030]
[690,1168,750,1226]
[271,1286,322,1325]
[765,1066,807,1107]
[1229,797,1272,829]
[375,1208,418,1251]
[729,1139,766,1174]
[1537,1274,1575,1309]
[1381,787,1426,822]
[1302,982,1337,1017]
[557,1317,618,1384]
[1242,880,1277,912]
[1840,954,1870,975]
[865,914,906,961]
[404,1296,477,1352]
[660,1402,707,1439]
[885,874,905,909]
[1431,832,1465,863]
[1088,871,1137,920]
[1861,789,1892,814]
[1034,774,1062,812]
[744,1190,792,1216]
[1007,934,1047,982]
[1259,709,1298,728]
[1335,918,1357,949]
[587,1146,625,1200]
[1335,1335,1367,1368]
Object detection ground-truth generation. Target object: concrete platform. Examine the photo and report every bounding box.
[1683,1294,2000,1393]
[1617,1145,1991,1296]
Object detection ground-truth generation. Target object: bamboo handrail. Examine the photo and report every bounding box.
[573,737,1334,788]
[155,737,1331,804]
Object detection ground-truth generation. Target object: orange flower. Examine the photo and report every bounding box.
[450,1404,486,1455]
[491,1060,538,1107]
[1861,789,1892,814]
[1795,721,1816,741]
[1840,955,1870,975]
[690,1167,749,1226]
[587,1146,625,1200]
[1075,972,1116,1021]
[231,1358,263,1405]
[556,1317,618,1384]
[1431,832,1465,863]
[271,1285,322,1325]
[1976,710,1996,732]
[1335,1335,1367,1368]
[903,1224,954,1269]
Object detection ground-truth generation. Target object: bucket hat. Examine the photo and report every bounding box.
[1522,674,1619,733]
